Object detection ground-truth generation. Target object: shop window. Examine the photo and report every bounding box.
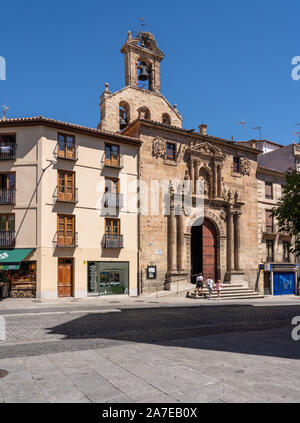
[283,241,290,263]
[266,240,274,262]
[233,157,240,172]
[166,143,176,161]
[1,262,37,298]
[88,261,129,296]
[265,182,273,199]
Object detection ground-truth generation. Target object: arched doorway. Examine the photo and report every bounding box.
[191,218,218,281]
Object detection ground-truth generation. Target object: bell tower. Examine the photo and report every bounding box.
[98,31,182,132]
[121,31,164,93]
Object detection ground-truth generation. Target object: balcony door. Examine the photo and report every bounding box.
[0,173,15,204]
[58,170,75,202]
[58,258,73,297]
[0,214,15,247]
[105,144,120,167]
[58,133,75,159]
[57,215,75,247]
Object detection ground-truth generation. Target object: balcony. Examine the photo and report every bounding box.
[0,143,16,160]
[103,234,123,249]
[0,231,16,247]
[54,144,78,161]
[53,186,78,204]
[102,153,123,169]
[103,193,124,210]
[53,232,78,248]
[0,189,16,205]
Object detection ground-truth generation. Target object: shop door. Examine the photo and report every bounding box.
[58,258,73,297]
[273,272,295,295]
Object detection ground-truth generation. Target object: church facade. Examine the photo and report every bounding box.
[98,31,262,292]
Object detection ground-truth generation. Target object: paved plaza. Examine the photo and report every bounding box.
[0,296,299,403]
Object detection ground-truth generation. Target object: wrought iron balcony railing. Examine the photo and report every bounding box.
[0,189,16,205]
[103,234,123,249]
[53,232,78,248]
[53,186,78,204]
[54,143,78,161]
[101,153,124,169]
[0,143,16,160]
[0,230,16,247]
[103,193,124,210]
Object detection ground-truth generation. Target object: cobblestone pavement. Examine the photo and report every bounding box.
[0,299,299,402]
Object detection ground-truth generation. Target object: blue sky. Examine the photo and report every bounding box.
[0,0,300,145]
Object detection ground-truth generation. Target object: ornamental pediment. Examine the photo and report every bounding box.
[189,142,225,160]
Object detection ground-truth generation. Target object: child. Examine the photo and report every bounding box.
[215,280,222,299]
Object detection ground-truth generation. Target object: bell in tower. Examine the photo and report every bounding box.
[138,62,150,81]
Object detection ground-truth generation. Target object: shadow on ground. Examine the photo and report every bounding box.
[46,304,300,360]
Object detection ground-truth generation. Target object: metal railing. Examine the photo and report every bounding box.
[0,143,16,160]
[53,186,78,204]
[0,230,15,247]
[103,193,124,210]
[0,189,16,205]
[103,234,123,248]
[53,232,78,248]
[54,143,78,161]
[101,153,124,169]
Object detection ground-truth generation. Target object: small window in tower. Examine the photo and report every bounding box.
[119,102,130,130]
[162,114,171,125]
[137,107,151,120]
[233,157,240,172]
[137,60,152,90]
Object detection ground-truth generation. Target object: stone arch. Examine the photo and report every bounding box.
[162,113,171,125]
[119,101,130,130]
[137,106,151,120]
[186,208,225,236]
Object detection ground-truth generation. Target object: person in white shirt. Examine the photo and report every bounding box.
[206,276,214,300]
[195,273,204,297]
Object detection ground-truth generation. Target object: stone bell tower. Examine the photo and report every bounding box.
[98,31,182,132]
[121,31,164,93]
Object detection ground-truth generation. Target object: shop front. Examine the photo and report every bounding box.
[88,261,129,296]
[0,249,36,298]
[260,263,299,295]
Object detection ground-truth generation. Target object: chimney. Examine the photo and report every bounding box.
[198,124,207,136]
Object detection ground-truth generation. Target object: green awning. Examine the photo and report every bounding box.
[0,249,34,270]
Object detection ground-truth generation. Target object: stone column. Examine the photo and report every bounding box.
[213,163,218,198]
[217,165,222,197]
[226,210,234,271]
[194,161,200,195]
[189,160,194,194]
[168,201,177,272]
[177,212,185,272]
[234,212,241,270]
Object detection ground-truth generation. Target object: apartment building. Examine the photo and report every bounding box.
[257,166,298,295]
[0,117,140,298]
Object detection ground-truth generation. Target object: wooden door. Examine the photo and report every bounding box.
[58,171,75,202]
[58,258,73,297]
[105,144,120,167]
[202,218,217,281]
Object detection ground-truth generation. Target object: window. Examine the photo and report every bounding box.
[57,215,75,246]
[265,210,274,233]
[0,173,15,204]
[105,218,120,235]
[0,214,15,247]
[105,143,120,167]
[57,171,75,202]
[0,134,16,159]
[105,177,119,194]
[266,240,274,262]
[265,182,273,199]
[166,143,176,161]
[283,241,290,263]
[137,107,151,120]
[162,114,171,125]
[233,157,240,172]
[58,133,76,160]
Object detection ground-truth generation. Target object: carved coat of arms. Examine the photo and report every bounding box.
[152,137,166,158]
